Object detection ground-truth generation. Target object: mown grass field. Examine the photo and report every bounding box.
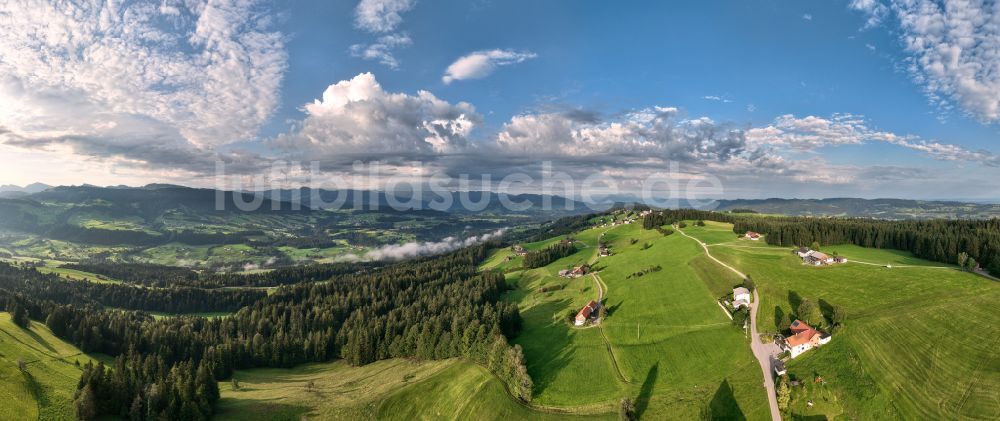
[686,221,1000,420]
[35,264,122,284]
[0,312,109,421]
[485,219,770,419]
[217,358,601,421]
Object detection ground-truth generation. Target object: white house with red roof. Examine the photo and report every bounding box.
[575,300,599,326]
[784,319,831,358]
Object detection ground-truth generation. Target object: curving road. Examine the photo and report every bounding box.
[676,227,782,421]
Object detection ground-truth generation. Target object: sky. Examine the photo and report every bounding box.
[1,0,1000,200]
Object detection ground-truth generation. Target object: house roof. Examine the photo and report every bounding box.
[808,251,832,260]
[787,319,826,347]
[786,328,820,347]
[576,300,598,319]
[733,287,750,296]
[789,319,811,333]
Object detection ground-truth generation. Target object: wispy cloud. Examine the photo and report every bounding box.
[349,33,413,69]
[802,14,813,21]
[703,95,734,103]
[748,113,1000,166]
[354,0,416,33]
[443,49,537,84]
[351,0,417,68]
[850,0,1000,123]
[0,0,287,167]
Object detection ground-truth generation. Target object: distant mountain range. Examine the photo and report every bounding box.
[0,182,52,198]
[714,197,1000,219]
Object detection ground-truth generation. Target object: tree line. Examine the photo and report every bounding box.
[0,262,264,313]
[643,209,1000,276]
[62,260,382,288]
[522,242,577,268]
[74,354,218,421]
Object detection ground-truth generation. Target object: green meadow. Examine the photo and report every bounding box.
[686,220,1000,420]
[0,312,109,421]
[489,220,771,419]
[4,215,996,420]
[217,358,600,421]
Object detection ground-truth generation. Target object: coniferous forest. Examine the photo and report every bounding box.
[0,242,530,420]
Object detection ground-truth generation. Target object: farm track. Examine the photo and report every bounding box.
[591,272,632,385]
[676,226,782,421]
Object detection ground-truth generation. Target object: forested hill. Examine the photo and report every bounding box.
[714,197,1000,219]
[0,241,530,420]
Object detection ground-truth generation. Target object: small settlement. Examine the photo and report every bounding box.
[745,231,762,240]
[781,319,832,358]
[795,247,847,266]
[574,300,600,326]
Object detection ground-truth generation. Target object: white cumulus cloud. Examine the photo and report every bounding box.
[273,73,481,158]
[442,49,537,84]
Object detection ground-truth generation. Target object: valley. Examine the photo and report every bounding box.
[1,208,998,420]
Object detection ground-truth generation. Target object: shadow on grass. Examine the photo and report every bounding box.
[818,299,834,323]
[634,363,658,419]
[788,291,802,312]
[701,379,745,421]
[22,327,58,353]
[214,398,312,421]
[774,306,786,331]
[515,299,577,398]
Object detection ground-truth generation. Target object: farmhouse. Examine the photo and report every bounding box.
[574,300,599,326]
[783,320,831,358]
[558,269,571,277]
[513,245,527,256]
[732,287,751,309]
[745,231,761,240]
[599,246,612,257]
[805,251,834,266]
[796,248,846,266]
[570,265,589,277]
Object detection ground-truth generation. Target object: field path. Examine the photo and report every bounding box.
[591,271,632,384]
[676,226,782,421]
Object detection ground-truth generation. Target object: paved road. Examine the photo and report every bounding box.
[676,227,782,421]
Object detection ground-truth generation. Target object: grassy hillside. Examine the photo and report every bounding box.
[686,221,1000,420]
[0,312,108,421]
[216,358,599,421]
[378,360,605,420]
[486,219,771,419]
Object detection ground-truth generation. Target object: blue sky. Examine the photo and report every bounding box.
[1,0,999,200]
